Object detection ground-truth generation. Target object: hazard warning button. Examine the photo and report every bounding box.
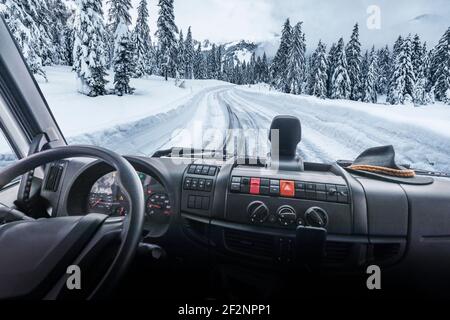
[280,180,295,197]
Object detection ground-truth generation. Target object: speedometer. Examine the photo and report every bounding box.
[87,171,171,219]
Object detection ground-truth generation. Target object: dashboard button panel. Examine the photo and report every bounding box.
[230,176,349,204]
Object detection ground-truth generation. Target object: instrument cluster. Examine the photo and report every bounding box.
[87,171,172,222]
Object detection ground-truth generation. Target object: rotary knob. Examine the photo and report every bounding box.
[247,201,269,223]
[277,205,297,226]
[304,207,328,228]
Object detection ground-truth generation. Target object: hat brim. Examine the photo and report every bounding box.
[345,168,434,185]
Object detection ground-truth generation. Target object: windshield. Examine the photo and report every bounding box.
[2,0,450,172]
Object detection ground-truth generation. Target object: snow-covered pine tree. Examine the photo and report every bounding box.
[387,35,416,104]
[376,46,391,95]
[362,47,378,103]
[412,41,432,105]
[177,29,185,78]
[255,55,262,83]
[0,0,53,80]
[331,38,351,99]
[113,21,135,95]
[193,43,205,79]
[271,19,292,92]
[184,26,195,79]
[327,43,338,97]
[261,52,270,83]
[412,34,423,77]
[48,0,72,65]
[155,0,178,80]
[132,0,153,77]
[207,44,217,79]
[345,23,362,101]
[73,0,108,96]
[286,22,306,94]
[248,52,257,84]
[216,45,223,80]
[309,40,328,99]
[107,0,132,35]
[106,0,132,67]
[429,27,450,104]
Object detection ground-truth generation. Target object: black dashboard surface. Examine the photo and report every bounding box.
[38,155,450,295]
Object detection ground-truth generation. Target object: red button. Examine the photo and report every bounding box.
[250,178,260,194]
[280,180,295,197]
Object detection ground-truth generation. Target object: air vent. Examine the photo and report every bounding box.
[44,163,64,192]
[371,243,401,263]
[224,229,275,259]
[323,241,353,264]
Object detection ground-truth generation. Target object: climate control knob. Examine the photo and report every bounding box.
[304,207,328,228]
[277,205,297,226]
[247,201,269,223]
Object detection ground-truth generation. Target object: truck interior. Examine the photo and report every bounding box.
[0,12,450,302]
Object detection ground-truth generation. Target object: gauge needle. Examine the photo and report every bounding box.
[149,204,161,209]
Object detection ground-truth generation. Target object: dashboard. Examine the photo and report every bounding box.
[38,155,450,295]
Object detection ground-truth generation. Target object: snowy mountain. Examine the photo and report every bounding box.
[223,40,257,63]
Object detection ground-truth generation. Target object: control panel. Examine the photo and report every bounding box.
[182,164,219,215]
[230,176,349,203]
[225,168,353,234]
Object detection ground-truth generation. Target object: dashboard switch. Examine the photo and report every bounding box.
[280,180,295,197]
[208,167,217,176]
[201,166,210,175]
[205,179,213,191]
[194,166,203,174]
[183,177,192,190]
[250,177,260,194]
[241,177,250,193]
[187,165,196,174]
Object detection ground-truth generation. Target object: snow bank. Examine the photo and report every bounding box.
[37,66,227,137]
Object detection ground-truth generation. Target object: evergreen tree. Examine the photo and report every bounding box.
[155,0,178,80]
[346,23,362,100]
[216,45,223,80]
[48,0,72,65]
[429,27,450,104]
[177,29,185,78]
[1,0,53,79]
[309,40,328,99]
[271,19,292,92]
[331,38,351,99]
[184,27,195,79]
[261,52,270,83]
[286,22,306,94]
[362,47,378,103]
[207,44,217,79]
[193,43,205,79]
[107,0,132,34]
[376,46,391,95]
[327,43,338,97]
[387,35,416,104]
[72,0,108,96]
[411,34,423,79]
[113,22,135,95]
[106,0,132,66]
[132,0,153,77]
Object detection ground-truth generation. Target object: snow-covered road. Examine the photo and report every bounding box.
[72,84,450,172]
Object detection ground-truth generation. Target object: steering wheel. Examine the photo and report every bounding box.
[0,145,145,299]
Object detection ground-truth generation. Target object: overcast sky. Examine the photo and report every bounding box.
[124,0,450,49]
